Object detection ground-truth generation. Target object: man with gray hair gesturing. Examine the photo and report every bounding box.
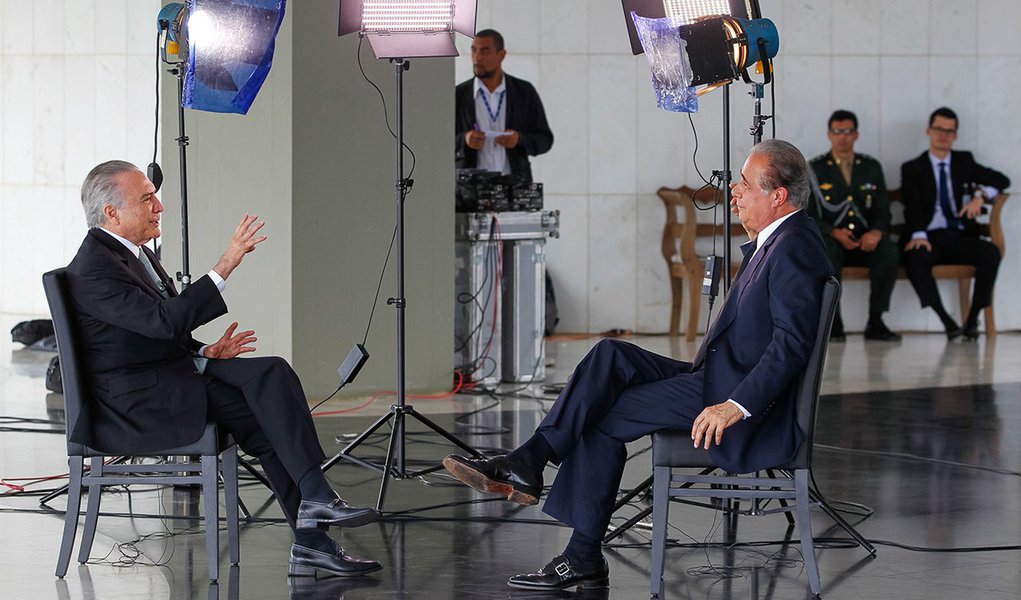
[66,160,380,578]
[444,140,834,591]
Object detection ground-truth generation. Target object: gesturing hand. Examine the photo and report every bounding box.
[204,322,257,359]
[691,401,745,450]
[213,214,267,280]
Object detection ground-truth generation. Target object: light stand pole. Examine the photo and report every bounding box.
[320,58,482,512]
[721,83,733,293]
[171,65,193,289]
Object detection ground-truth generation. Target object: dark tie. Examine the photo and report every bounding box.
[938,162,960,230]
[734,239,758,282]
[692,239,757,369]
[137,249,170,298]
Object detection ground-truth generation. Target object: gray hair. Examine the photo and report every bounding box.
[81,160,139,228]
[749,139,811,210]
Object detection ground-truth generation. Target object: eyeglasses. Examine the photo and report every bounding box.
[829,127,856,135]
[930,126,957,135]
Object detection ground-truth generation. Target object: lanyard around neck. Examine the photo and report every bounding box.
[480,89,505,124]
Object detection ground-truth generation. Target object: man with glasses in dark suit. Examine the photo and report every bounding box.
[900,107,1010,340]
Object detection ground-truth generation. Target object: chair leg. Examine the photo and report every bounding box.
[203,454,220,582]
[56,457,84,577]
[77,458,104,564]
[649,466,671,598]
[221,447,240,566]
[984,304,996,337]
[669,277,683,337]
[958,278,971,326]
[794,470,822,597]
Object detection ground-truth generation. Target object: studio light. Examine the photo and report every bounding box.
[158,0,286,115]
[339,0,477,59]
[622,0,779,297]
[680,15,778,96]
[327,0,482,510]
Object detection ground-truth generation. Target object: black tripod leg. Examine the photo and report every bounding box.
[809,486,876,555]
[404,407,483,457]
[603,505,653,544]
[375,413,404,511]
[320,410,396,472]
[237,457,274,497]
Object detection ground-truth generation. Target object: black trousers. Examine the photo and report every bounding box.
[537,339,703,540]
[823,235,899,318]
[902,230,1001,313]
[204,356,327,529]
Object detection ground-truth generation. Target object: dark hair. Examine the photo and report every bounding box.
[929,106,958,128]
[828,109,857,130]
[749,139,812,210]
[474,29,504,52]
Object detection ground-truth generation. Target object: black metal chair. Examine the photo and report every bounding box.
[648,277,841,599]
[43,268,240,582]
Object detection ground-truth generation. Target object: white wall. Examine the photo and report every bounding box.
[1,0,161,316]
[456,0,1021,334]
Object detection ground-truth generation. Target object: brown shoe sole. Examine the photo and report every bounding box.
[442,457,539,506]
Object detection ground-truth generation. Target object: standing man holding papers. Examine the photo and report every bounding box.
[455,29,553,183]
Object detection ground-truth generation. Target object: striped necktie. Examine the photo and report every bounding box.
[137,249,169,298]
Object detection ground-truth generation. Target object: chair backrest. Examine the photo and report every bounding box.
[42,268,87,456]
[788,276,840,469]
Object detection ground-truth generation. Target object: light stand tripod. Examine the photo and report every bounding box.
[320,58,481,512]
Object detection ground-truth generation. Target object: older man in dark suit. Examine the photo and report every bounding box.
[901,107,1011,339]
[65,160,380,578]
[443,140,834,591]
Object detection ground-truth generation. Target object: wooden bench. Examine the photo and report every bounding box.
[841,190,1009,337]
[659,185,1010,341]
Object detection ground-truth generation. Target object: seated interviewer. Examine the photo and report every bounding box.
[443,140,834,592]
[65,160,380,578]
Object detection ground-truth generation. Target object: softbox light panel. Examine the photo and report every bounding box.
[183,0,287,114]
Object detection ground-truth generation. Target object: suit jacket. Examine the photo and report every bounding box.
[901,150,1010,239]
[65,228,227,453]
[454,73,553,183]
[695,210,834,473]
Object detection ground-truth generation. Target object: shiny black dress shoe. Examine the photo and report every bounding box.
[288,543,382,578]
[507,554,609,590]
[946,326,964,341]
[829,327,846,342]
[442,454,542,505]
[296,493,379,529]
[864,322,902,341]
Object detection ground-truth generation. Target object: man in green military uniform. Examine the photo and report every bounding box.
[809,110,900,341]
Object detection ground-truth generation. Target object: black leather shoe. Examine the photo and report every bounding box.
[829,326,846,342]
[296,493,379,529]
[442,454,542,505]
[288,543,382,578]
[864,321,902,341]
[507,554,609,590]
[946,326,964,341]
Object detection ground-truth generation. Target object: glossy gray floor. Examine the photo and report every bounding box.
[2,321,1019,600]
